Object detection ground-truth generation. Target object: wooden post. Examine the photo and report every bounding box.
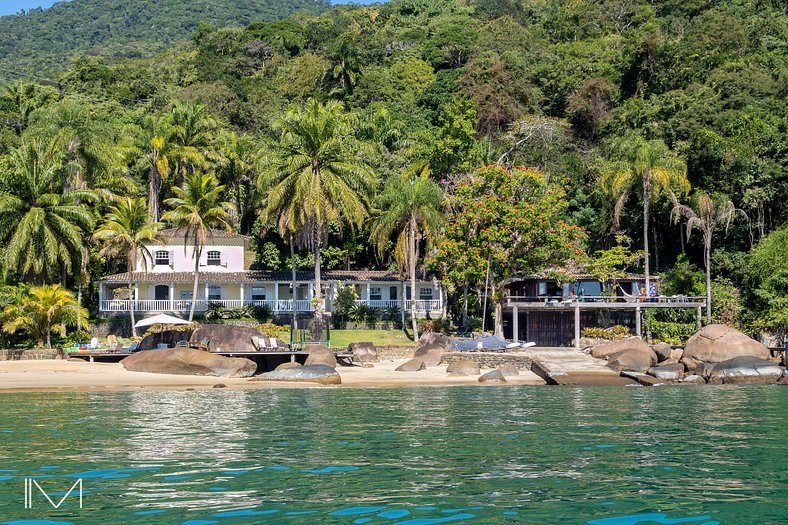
[635,305,642,337]
[574,304,580,348]
[512,305,519,342]
[696,305,702,330]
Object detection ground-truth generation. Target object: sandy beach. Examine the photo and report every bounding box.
[0,358,545,392]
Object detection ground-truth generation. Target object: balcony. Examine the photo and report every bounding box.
[99,298,443,314]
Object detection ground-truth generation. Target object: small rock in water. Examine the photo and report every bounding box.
[707,356,782,384]
[253,364,341,385]
[607,348,656,373]
[681,374,705,384]
[213,383,227,389]
[648,363,685,381]
[479,370,507,383]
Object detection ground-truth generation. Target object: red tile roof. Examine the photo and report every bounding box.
[99,269,427,284]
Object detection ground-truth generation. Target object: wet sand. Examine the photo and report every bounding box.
[0,359,546,392]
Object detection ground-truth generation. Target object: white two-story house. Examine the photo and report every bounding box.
[98,229,443,318]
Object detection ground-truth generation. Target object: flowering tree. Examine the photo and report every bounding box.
[430,165,586,336]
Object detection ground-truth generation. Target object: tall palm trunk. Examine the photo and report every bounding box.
[290,233,297,330]
[313,222,324,340]
[128,250,137,337]
[189,245,200,322]
[642,177,651,296]
[462,281,469,329]
[128,278,137,338]
[704,236,712,324]
[409,217,418,340]
[46,314,52,350]
[148,162,161,221]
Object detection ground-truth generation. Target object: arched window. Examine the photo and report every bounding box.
[207,251,221,266]
[154,250,170,265]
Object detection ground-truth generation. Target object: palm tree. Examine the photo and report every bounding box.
[371,175,444,339]
[0,139,96,282]
[325,35,362,96]
[599,135,689,294]
[94,197,163,337]
[140,114,172,221]
[168,102,216,183]
[258,99,377,329]
[162,172,233,322]
[1,284,88,349]
[214,130,258,234]
[671,193,746,323]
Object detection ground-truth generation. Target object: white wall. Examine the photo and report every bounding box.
[137,238,246,273]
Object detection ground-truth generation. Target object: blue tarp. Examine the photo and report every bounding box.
[451,335,525,352]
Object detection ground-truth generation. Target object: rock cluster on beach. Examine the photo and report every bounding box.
[587,324,785,385]
[252,364,341,385]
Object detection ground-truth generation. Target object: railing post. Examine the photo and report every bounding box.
[240,282,245,307]
[574,304,580,348]
[169,283,175,312]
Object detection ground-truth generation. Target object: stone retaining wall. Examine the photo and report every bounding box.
[376,345,416,359]
[0,348,62,360]
[440,352,533,370]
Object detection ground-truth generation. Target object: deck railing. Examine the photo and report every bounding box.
[99,297,442,313]
[506,295,706,305]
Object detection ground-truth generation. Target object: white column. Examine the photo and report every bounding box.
[204,282,209,306]
[636,305,642,337]
[274,282,279,310]
[308,282,314,301]
[133,284,139,312]
[169,283,175,311]
[574,304,581,348]
[366,283,371,303]
[512,305,519,342]
[239,282,245,306]
[438,285,444,310]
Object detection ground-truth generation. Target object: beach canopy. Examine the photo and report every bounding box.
[134,313,191,328]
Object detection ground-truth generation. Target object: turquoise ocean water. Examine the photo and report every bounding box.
[0,386,785,524]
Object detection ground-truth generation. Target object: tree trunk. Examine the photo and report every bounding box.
[148,161,161,221]
[409,218,419,341]
[705,237,712,324]
[400,279,406,331]
[481,252,491,333]
[129,279,137,338]
[46,315,52,350]
[462,281,469,330]
[493,282,504,337]
[642,179,650,296]
[189,245,200,322]
[290,233,297,332]
[313,223,324,341]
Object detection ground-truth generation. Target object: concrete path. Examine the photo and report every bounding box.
[521,347,636,385]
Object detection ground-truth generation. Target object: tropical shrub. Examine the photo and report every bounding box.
[580,325,632,340]
[1,284,88,348]
[258,322,288,339]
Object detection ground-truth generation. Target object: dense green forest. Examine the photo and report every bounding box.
[0,0,330,73]
[0,0,785,345]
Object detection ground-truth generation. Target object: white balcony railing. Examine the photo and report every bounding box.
[99,298,323,313]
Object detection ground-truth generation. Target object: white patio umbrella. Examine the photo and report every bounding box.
[134,313,191,328]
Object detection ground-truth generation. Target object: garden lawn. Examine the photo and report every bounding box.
[328,329,417,349]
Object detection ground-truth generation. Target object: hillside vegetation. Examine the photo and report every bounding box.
[0,0,330,74]
[0,0,785,343]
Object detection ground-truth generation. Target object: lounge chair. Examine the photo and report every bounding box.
[107,335,118,352]
[252,336,282,352]
[88,337,100,350]
[176,340,189,347]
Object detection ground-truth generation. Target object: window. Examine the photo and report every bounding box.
[419,287,433,300]
[208,286,221,301]
[389,286,398,300]
[369,286,382,301]
[207,251,221,266]
[155,250,170,266]
[252,287,266,301]
[180,291,193,300]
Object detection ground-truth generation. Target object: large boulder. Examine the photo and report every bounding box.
[648,363,685,381]
[122,348,256,378]
[419,332,452,350]
[446,359,481,376]
[414,343,447,367]
[395,358,426,372]
[304,344,337,368]
[607,348,657,373]
[707,357,782,384]
[591,337,652,359]
[190,324,265,353]
[348,342,379,363]
[253,364,341,385]
[683,324,770,363]
[479,370,507,383]
[652,342,673,362]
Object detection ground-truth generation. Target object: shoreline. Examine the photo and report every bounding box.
[0,359,547,392]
